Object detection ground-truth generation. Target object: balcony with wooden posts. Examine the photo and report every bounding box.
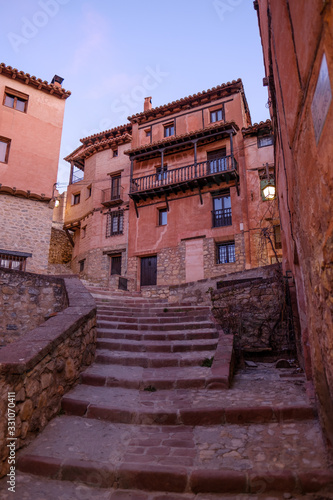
[129,154,239,202]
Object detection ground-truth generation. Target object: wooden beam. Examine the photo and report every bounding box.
[65,228,75,247]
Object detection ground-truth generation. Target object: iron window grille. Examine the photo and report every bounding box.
[212,194,232,227]
[106,210,124,237]
[216,242,236,264]
[0,253,28,271]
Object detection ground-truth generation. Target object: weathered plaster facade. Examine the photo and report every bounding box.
[0,64,70,274]
[255,0,333,450]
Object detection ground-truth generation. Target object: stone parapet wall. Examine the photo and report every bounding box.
[0,194,53,273]
[0,269,67,347]
[0,277,97,478]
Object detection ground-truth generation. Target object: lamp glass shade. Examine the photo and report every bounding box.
[262,184,276,200]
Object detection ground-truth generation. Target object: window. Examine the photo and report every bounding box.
[106,210,124,237]
[273,225,282,249]
[145,128,152,138]
[164,123,174,137]
[111,255,122,275]
[207,148,227,173]
[81,226,87,238]
[72,193,80,205]
[113,149,118,158]
[258,135,273,148]
[79,259,85,272]
[87,185,92,198]
[0,252,29,271]
[159,208,167,226]
[210,108,223,123]
[217,242,236,264]
[3,87,28,113]
[212,194,232,227]
[111,175,121,200]
[0,137,11,163]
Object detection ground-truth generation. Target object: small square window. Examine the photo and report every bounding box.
[145,128,152,138]
[159,209,167,226]
[113,149,118,158]
[216,242,236,264]
[72,193,80,205]
[210,108,223,123]
[0,137,11,163]
[3,87,28,113]
[164,123,174,137]
[258,135,273,148]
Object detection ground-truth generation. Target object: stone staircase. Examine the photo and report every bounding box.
[2,289,332,499]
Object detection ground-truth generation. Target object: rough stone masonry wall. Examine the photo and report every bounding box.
[0,277,96,478]
[211,274,292,355]
[0,194,53,274]
[48,227,73,265]
[0,269,67,347]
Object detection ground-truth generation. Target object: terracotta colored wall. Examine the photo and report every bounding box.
[256,0,333,450]
[0,76,66,198]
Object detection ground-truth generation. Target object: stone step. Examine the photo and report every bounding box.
[96,337,218,353]
[97,319,216,331]
[3,474,322,500]
[95,349,216,368]
[97,328,219,342]
[16,416,333,495]
[79,364,228,390]
[97,312,211,323]
[61,384,317,426]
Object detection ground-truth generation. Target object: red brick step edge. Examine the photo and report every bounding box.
[17,454,333,494]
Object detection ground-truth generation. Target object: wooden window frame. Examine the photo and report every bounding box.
[210,108,224,123]
[158,208,168,226]
[0,136,11,164]
[72,192,81,205]
[3,87,29,113]
[164,123,175,138]
[0,252,28,271]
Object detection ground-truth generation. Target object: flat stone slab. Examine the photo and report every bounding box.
[0,472,325,499]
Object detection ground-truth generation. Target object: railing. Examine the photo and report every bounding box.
[101,188,122,205]
[212,208,232,227]
[130,155,237,193]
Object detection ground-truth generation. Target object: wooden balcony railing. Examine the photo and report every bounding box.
[101,188,123,207]
[130,155,237,196]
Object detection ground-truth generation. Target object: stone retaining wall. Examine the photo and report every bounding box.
[0,269,67,347]
[48,227,73,265]
[211,271,293,354]
[0,277,97,478]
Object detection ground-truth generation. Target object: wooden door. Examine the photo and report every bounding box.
[141,256,157,286]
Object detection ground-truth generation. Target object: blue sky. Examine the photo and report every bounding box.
[0,0,269,191]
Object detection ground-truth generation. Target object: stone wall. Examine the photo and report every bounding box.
[211,271,293,355]
[0,277,96,478]
[203,234,246,279]
[0,194,53,274]
[48,227,72,265]
[0,269,67,347]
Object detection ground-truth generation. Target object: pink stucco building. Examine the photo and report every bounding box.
[0,63,70,273]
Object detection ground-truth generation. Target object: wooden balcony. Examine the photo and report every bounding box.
[129,155,239,201]
[101,188,123,207]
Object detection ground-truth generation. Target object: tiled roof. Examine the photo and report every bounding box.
[124,121,239,157]
[0,63,71,99]
[128,79,244,123]
[80,123,132,144]
[65,133,132,163]
[242,119,272,136]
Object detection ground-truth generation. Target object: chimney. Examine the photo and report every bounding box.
[144,97,152,112]
[51,75,64,88]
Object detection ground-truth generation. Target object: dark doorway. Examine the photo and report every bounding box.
[140,256,157,286]
[111,255,122,275]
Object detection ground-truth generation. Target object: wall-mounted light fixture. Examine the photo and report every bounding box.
[260,163,276,201]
